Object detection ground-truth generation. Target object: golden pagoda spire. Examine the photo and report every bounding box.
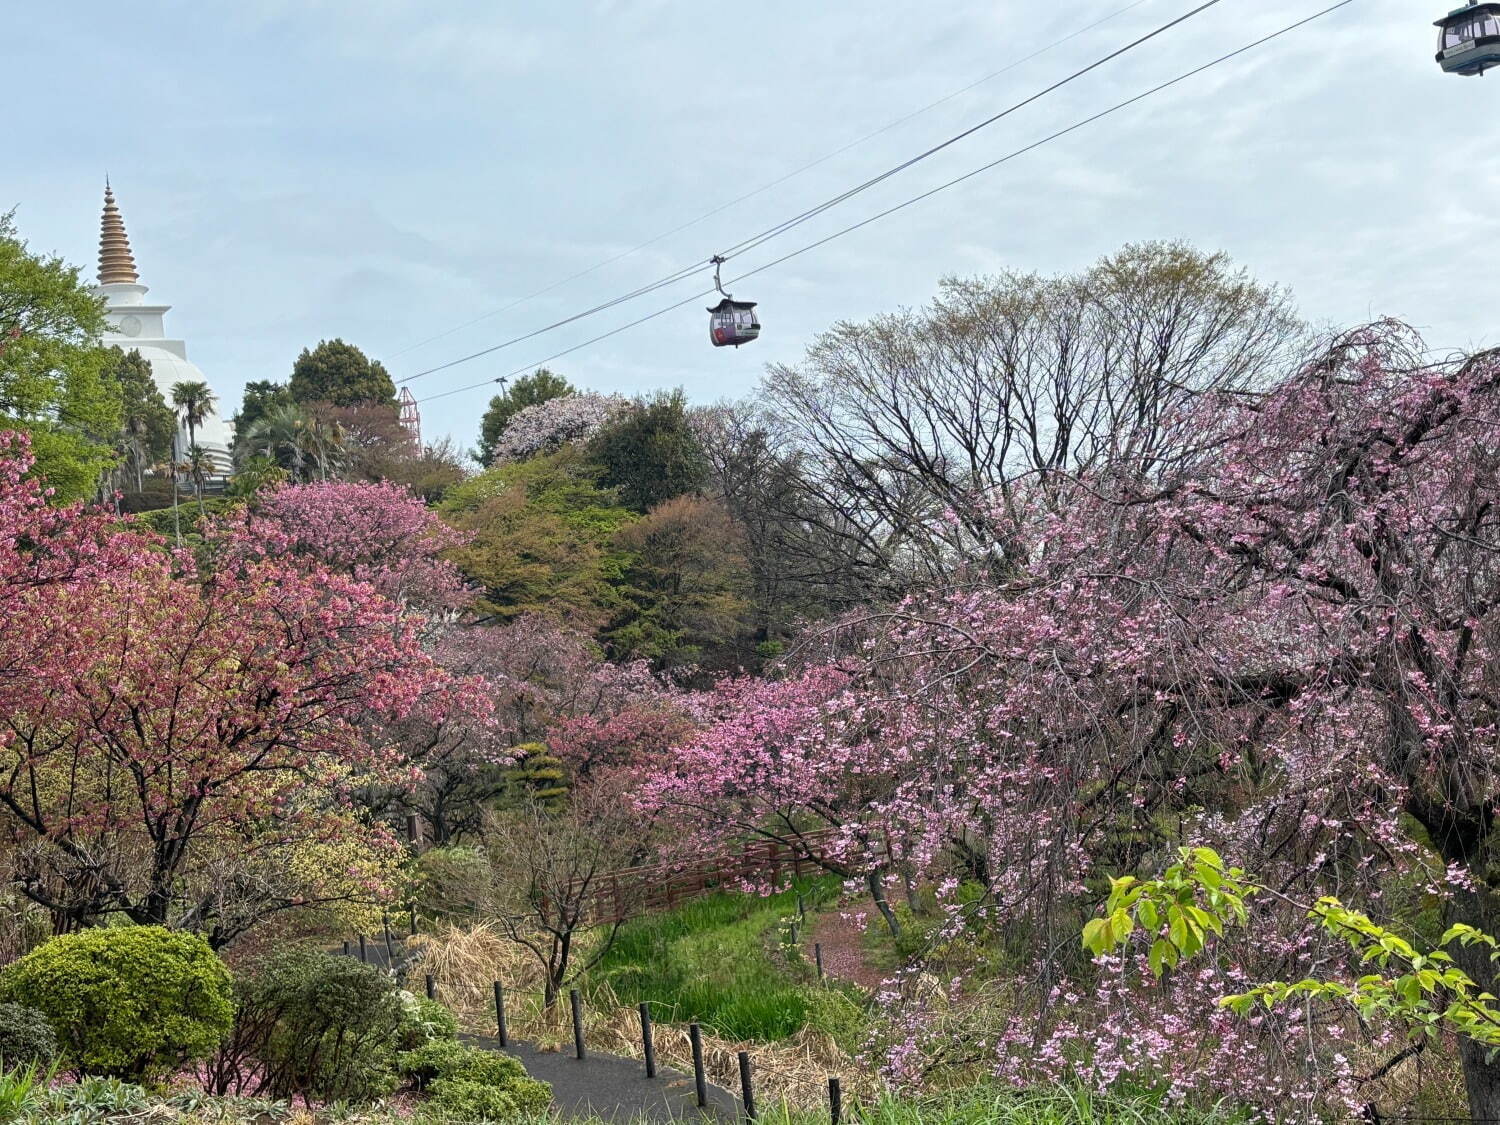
[98,179,139,285]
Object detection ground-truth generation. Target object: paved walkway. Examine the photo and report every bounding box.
[463,1034,739,1122]
[336,938,739,1121]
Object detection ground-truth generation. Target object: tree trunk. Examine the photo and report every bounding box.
[866,869,901,939]
[1444,884,1500,1120]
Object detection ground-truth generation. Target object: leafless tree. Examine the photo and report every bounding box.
[761,241,1305,581]
[484,779,643,1008]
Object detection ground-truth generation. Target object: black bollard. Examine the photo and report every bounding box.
[342,939,350,957]
[358,934,367,963]
[494,982,509,1048]
[425,974,436,1000]
[815,942,825,980]
[570,988,586,1060]
[738,1050,756,1122]
[639,1002,656,1079]
[829,1076,843,1124]
[689,1023,708,1108]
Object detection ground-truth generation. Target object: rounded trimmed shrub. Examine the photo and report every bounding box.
[398,1040,550,1118]
[430,1075,552,1121]
[0,1002,57,1067]
[0,926,233,1082]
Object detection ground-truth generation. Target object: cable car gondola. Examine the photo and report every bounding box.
[707,256,760,348]
[1436,3,1500,75]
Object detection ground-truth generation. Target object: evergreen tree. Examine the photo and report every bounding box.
[0,212,122,501]
[231,379,293,446]
[502,742,569,812]
[102,348,173,496]
[288,339,396,408]
[587,389,708,512]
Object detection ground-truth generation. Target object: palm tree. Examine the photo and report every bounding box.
[171,381,218,508]
[185,445,213,518]
[239,403,312,482]
[305,413,347,482]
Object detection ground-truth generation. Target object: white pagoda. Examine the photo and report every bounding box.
[93,183,233,474]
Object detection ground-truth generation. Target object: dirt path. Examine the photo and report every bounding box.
[804,909,888,993]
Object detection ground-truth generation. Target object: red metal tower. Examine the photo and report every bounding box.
[398,387,421,448]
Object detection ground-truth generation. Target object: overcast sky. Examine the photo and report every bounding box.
[7,0,1489,452]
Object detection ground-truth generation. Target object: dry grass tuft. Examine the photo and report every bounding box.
[406,923,880,1111]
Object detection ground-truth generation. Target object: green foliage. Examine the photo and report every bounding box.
[231,379,294,445]
[131,495,235,540]
[27,1074,148,1122]
[412,846,492,922]
[0,1059,48,1121]
[233,950,405,1102]
[503,743,569,811]
[226,455,288,499]
[0,926,233,1082]
[478,368,573,467]
[289,339,395,408]
[1084,847,1500,1055]
[429,1075,552,1122]
[103,347,174,466]
[394,994,459,1052]
[442,447,634,625]
[586,389,708,512]
[0,212,122,502]
[170,381,218,448]
[607,495,752,668]
[398,1039,550,1120]
[0,1003,57,1068]
[592,882,841,1042]
[1081,847,1253,975]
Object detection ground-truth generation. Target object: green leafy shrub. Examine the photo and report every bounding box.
[412,846,492,921]
[0,926,232,1082]
[394,992,458,1051]
[235,950,405,1103]
[430,1075,552,1121]
[0,1003,57,1068]
[397,1039,549,1116]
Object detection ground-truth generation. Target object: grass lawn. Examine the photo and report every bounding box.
[585,878,845,1042]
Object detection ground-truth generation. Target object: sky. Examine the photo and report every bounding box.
[7,0,1493,453]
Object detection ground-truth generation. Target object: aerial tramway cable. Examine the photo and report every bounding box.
[416,0,1360,406]
[398,0,1230,386]
[387,0,1155,364]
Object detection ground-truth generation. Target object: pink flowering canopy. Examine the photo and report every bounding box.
[213,478,472,611]
[648,325,1500,1115]
[0,437,472,943]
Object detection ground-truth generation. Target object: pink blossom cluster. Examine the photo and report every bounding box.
[214,479,473,611]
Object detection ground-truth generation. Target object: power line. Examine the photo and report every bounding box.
[386,0,1154,363]
[418,0,1358,408]
[399,0,1227,387]
[711,0,1229,265]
